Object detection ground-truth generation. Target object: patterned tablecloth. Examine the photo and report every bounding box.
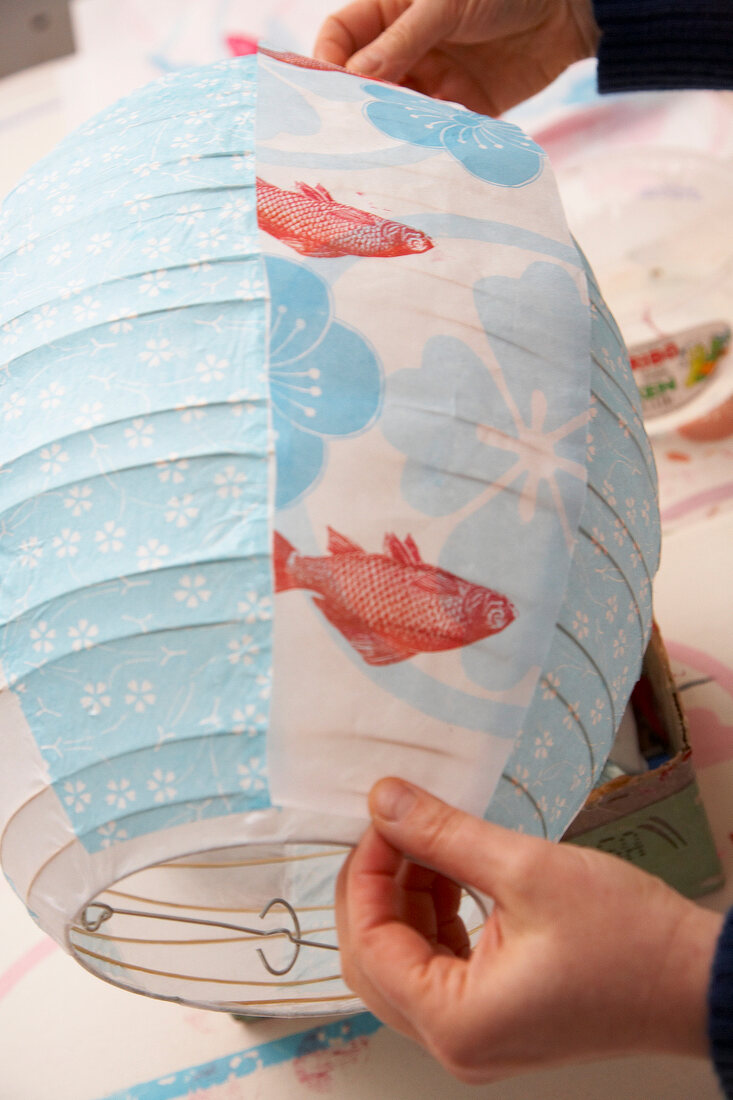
[1,3,732,1097]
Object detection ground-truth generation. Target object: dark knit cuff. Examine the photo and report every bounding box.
[709,908,733,1098]
[593,1,733,93]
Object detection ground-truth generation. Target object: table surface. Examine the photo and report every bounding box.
[2,3,733,1098]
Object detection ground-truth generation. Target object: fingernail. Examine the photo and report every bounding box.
[349,50,382,75]
[371,778,417,822]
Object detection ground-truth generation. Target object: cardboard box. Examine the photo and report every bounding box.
[563,624,724,899]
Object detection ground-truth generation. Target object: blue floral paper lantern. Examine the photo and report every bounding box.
[0,49,659,1016]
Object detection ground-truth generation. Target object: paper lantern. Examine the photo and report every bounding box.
[0,50,659,1016]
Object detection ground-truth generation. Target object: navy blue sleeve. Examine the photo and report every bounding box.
[709,907,733,1098]
[592,0,733,92]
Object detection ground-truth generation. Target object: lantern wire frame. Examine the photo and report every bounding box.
[65,840,489,1015]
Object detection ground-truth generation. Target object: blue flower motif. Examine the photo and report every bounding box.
[380,262,589,688]
[363,84,544,187]
[382,262,588,525]
[266,256,383,508]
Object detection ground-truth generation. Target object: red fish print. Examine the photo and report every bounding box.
[273,528,516,666]
[256,178,434,259]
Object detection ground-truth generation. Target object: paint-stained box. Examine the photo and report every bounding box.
[563,624,724,899]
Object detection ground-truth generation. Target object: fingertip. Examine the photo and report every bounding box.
[345,47,385,76]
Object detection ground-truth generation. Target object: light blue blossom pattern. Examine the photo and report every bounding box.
[266,256,383,508]
[0,56,276,856]
[485,257,661,840]
[381,262,590,691]
[364,83,544,187]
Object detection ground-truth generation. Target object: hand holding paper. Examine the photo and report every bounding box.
[314,0,600,115]
[336,778,722,1082]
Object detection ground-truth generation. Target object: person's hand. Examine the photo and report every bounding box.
[314,0,600,116]
[336,777,723,1083]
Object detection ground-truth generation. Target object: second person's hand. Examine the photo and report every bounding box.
[336,778,722,1083]
[314,0,600,115]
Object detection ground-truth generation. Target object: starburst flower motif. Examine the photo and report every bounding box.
[562,701,581,731]
[59,278,84,299]
[68,619,99,651]
[97,822,129,848]
[606,596,618,623]
[164,493,199,527]
[220,197,252,221]
[139,338,174,368]
[51,192,76,217]
[63,780,91,814]
[124,193,152,214]
[124,417,154,448]
[173,574,211,608]
[105,778,136,810]
[185,108,214,127]
[255,673,271,700]
[227,634,259,666]
[124,679,156,713]
[590,698,605,725]
[109,309,137,334]
[101,143,125,163]
[197,225,227,255]
[175,203,204,225]
[30,621,55,653]
[47,239,70,265]
[541,673,560,700]
[40,442,69,474]
[52,528,81,557]
[2,317,23,343]
[232,704,267,738]
[572,610,589,640]
[94,521,125,552]
[590,527,607,556]
[147,768,177,803]
[237,756,267,793]
[81,681,111,716]
[32,303,58,329]
[73,402,105,429]
[87,232,113,255]
[19,536,43,568]
[214,464,247,498]
[2,392,26,420]
[72,295,101,324]
[613,630,627,659]
[176,396,206,423]
[40,381,65,408]
[68,156,92,175]
[142,236,171,260]
[235,273,265,299]
[64,485,93,516]
[533,730,554,759]
[196,354,229,382]
[132,160,161,177]
[236,591,271,623]
[138,270,171,297]
[136,539,169,570]
[18,230,40,254]
[156,458,189,484]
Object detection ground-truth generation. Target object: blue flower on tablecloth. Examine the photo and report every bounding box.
[265,256,383,508]
[363,84,544,187]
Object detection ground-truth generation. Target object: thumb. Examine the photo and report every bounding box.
[347,0,457,80]
[368,777,544,904]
